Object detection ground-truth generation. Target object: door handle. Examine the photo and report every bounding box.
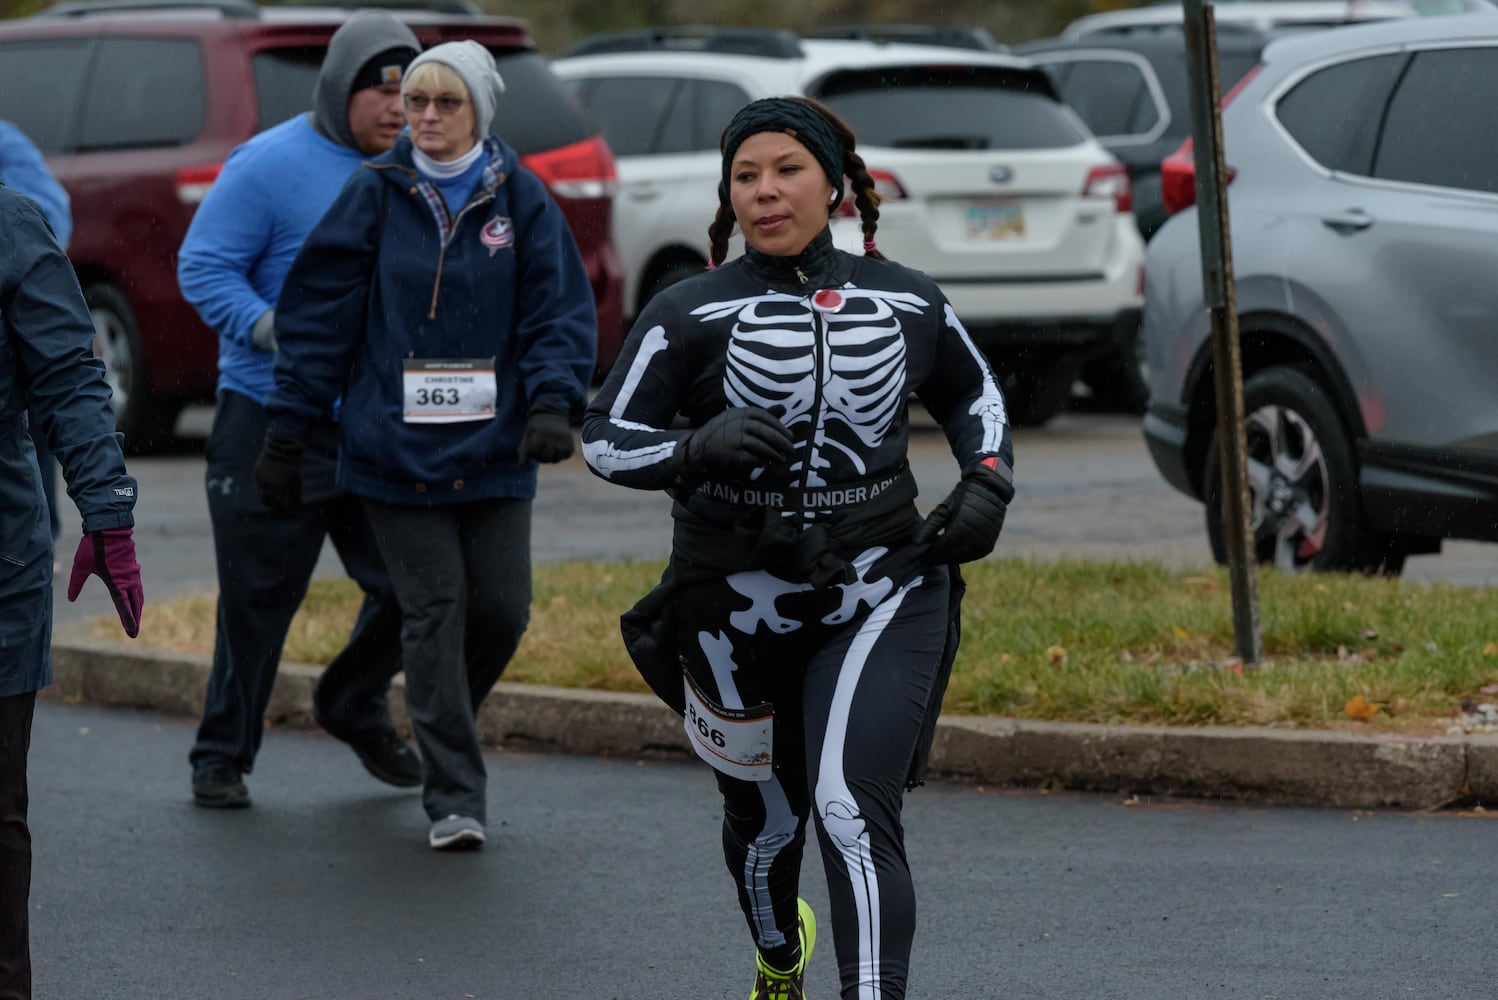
[1321,209,1373,233]
[627,183,660,202]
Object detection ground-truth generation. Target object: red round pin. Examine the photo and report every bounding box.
[811,289,844,312]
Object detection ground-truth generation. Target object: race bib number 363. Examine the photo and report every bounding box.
[402,358,498,424]
[683,673,774,782]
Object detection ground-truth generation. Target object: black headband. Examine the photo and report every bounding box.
[720,98,846,212]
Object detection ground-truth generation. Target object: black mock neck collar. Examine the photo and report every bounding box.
[741,228,849,295]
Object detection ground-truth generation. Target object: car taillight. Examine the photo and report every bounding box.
[1159,63,1263,217]
[837,168,907,217]
[1083,163,1132,214]
[524,135,618,200]
[176,162,223,205]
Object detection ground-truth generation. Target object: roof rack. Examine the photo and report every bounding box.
[40,0,259,16]
[562,26,804,59]
[806,23,1005,52]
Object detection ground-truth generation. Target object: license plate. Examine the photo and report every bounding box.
[965,199,1025,241]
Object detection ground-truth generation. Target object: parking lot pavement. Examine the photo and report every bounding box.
[51,405,1498,631]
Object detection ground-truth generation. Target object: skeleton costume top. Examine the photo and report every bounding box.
[581,227,1011,730]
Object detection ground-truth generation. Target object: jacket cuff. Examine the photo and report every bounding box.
[80,509,135,534]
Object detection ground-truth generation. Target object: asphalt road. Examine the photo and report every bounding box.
[27,701,1498,999]
[51,406,1498,630]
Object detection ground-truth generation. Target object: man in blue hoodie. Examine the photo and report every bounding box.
[177,11,423,809]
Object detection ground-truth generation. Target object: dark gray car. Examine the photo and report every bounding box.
[1142,13,1498,575]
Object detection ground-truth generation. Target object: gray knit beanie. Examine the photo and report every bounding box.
[404,41,506,138]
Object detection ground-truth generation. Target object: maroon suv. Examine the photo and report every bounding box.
[0,0,625,449]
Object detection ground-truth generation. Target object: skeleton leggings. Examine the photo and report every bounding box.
[676,545,950,1000]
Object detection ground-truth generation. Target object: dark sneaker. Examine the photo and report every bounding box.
[192,766,250,809]
[428,814,485,851]
[313,698,425,789]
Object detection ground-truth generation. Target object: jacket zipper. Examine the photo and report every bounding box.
[800,296,827,525]
[427,192,496,320]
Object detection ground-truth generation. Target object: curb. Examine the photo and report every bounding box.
[47,634,1498,810]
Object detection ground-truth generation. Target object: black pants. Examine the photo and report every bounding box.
[0,691,36,1000]
[362,498,532,824]
[190,391,403,776]
[677,547,949,1000]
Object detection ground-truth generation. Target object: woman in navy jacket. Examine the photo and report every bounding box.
[1,186,143,1000]
[259,41,596,851]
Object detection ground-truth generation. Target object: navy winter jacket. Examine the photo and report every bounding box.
[0,188,135,695]
[267,135,596,504]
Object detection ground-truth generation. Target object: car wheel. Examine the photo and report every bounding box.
[998,353,1081,428]
[1077,334,1149,414]
[84,284,179,453]
[640,258,706,313]
[1203,367,1405,576]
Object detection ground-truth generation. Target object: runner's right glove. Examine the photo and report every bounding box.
[680,405,794,480]
[916,456,1015,566]
[254,434,303,515]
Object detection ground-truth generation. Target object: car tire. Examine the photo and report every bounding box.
[84,284,179,454]
[1077,336,1149,414]
[640,258,707,314]
[1203,366,1405,576]
[998,354,1081,428]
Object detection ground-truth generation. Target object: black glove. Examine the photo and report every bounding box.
[519,403,574,464]
[915,458,1015,566]
[254,434,304,515]
[681,406,795,480]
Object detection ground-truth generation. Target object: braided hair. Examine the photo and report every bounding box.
[708,96,886,267]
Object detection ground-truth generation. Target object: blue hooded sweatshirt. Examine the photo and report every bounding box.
[267,135,596,504]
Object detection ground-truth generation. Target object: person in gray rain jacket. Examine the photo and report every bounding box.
[261,41,596,851]
[1,186,143,1000]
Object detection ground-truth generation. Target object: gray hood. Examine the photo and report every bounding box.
[311,11,421,151]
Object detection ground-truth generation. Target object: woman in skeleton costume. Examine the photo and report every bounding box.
[581,97,1013,1000]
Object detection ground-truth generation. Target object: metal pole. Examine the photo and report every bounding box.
[1182,0,1262,664]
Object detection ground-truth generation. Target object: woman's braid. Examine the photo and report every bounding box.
[707,193,736,268]
[844,148,886,261]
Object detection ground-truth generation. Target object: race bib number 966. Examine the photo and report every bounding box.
[402,358,497,424]
[683,672,774,782]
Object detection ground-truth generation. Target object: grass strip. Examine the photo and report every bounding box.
[98,559,1498,733]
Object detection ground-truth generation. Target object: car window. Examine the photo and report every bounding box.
[575,75,681,157]
[812,66,1085,150]
[1275,52,1404,175]
[1047,58,1161,138]
[490,51,595,154]
[656,78,753,154]
[76,38,204,151]
[253,47,322,132]
[0,39,93,154]
[1374,47,1498,194]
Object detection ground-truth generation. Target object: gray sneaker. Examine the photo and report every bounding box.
[428,814,485,851]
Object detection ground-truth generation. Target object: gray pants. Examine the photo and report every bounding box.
[362,498,532,823]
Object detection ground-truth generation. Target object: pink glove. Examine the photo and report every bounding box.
[67,527,144,638]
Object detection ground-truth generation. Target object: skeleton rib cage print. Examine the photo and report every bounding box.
[582,256,1010,517]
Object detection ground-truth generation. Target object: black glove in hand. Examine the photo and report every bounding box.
[254,434,304,515]
[681,406,794,480]
[519,404,574,464]
[916,459,1015,566]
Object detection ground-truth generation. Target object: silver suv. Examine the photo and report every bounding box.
[1142,13,1498,575]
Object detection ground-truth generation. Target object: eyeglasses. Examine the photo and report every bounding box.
[403,93,466,115]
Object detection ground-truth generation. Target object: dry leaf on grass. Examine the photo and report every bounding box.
[1345,694,1379,720]
[1046,645,1068,668]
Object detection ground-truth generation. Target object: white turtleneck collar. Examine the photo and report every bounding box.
[412,139,485,180]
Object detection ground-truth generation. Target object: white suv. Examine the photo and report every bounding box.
[554,27,1146,425]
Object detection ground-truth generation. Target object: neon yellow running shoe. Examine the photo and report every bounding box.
[749,898,817,1000]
